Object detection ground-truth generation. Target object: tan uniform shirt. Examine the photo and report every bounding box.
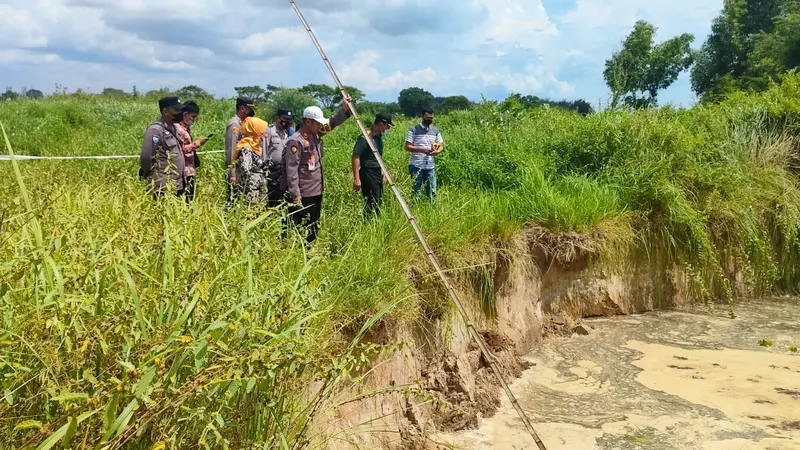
[140,121,185,192]
[282,108,350,199]
[225,115,242,179]
[266,124,290,167]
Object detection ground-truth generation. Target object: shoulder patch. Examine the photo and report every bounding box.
[291,146,297,153]
[304,140,310,146]
[152,134,160,144]
[233,127,239,135]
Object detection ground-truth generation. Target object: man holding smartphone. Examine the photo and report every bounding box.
[176,100,210,203]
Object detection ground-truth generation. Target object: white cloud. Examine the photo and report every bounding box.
[339,51,437,92]
[0,0,725,103]
[238,27,310,56]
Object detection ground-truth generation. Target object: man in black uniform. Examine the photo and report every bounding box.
[352,113,393,219]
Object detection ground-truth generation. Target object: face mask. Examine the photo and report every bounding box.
[280,120,292,130]
[172,112,184,122]
[185,119,195,127]
[247,109,255,117]
[422,119,432,127]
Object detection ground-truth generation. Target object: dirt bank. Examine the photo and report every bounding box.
[316,232,703,449]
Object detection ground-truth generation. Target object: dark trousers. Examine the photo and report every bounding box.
[183,176,196,204]
[360,167,383,219]
[266,165,285,208]
[287,195,323,243]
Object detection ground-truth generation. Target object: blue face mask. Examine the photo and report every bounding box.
[185,119,195,127]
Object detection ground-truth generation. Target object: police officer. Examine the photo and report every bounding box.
[225,96,256,203]
[264,108,295,208]
[352,112,393,219]
[140,96,186,197]
[282,99,351,243]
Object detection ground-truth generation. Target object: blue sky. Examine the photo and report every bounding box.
[0,0,723,109]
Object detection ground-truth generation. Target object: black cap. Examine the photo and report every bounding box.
[375,112,394,127]
[277,109,293,117]
[236,96,255,109]
[158,96,183,111]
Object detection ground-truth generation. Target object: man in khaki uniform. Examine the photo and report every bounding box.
[139,96,186,197]
[282,100,351,243]
[225,96,256,203]
[265,108,295,208]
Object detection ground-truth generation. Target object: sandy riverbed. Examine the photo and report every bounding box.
[435,298,800,449]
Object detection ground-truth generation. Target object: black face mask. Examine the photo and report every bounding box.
[171,112,184,122]
[280,120,292,130]
[247,109,255,117]
[422,119,432,127]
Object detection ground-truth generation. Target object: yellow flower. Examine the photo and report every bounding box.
[241,312,250,320]
[180,336,194,344]
[199,440,207,446]
[228,323,236,331]
[154,358,161,365]
[151,442,167,450]
[198,305,206,312]
[206,334,213,341]
[116,385,123,392]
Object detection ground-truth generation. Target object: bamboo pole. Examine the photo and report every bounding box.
[288,2,548,449]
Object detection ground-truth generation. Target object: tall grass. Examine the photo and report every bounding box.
[1,77,800,448]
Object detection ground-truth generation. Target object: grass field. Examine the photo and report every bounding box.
[1,77,800,449]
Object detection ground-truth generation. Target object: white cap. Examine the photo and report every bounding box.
[302,106,329,126]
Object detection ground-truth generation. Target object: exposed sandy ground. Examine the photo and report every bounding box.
[435,298,800,450]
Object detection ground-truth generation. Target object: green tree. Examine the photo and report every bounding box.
[299,84,338,108]
[25,89,44,99]
[234,86,269,104]
[175,85,212,100]
[332,85,365,106]
[144,88,172,100]
[299,84,364,108]
[265,87,319,122]
[437,95,473,113]
[604,21,695,108]
[1,87,20,101]
[691,0,788,100]
[355,101,401,116]
[398,87,435,117]
[101,88,128,98]
[747,1,800,88]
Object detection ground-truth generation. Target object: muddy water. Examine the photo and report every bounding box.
[437,298,800,450]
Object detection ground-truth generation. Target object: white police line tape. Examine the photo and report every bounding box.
[0,150,225,161]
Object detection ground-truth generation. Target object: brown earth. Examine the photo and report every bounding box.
[314,230,705,449]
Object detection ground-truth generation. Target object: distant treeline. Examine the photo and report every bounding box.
[0,83,595,118]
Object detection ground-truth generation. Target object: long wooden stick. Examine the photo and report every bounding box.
[287,2,548,449]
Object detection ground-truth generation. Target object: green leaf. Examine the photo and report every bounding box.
[246,378,256,394]
[103,399,138,442]
[4,388,13,405]
[61,416,77,447]
[195,341,208,370]
[135,367,156,399]
[104,393,119,434]
[14,420,43,431]
[35,409,99,450]
[119,360,136,372]
[53,392,88,403]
